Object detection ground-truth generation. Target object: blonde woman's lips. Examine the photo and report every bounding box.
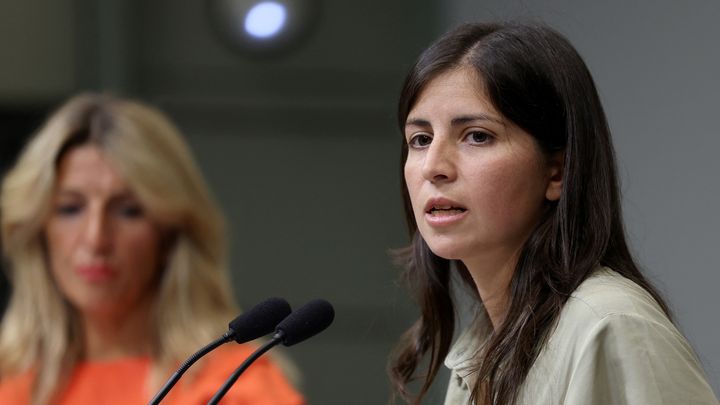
[76,264,115,282]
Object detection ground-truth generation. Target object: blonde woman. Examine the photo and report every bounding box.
[0,93,303,404]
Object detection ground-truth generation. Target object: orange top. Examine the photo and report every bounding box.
[0,345,304,405]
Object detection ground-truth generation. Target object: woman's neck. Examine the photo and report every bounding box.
[81,299,154,361]
[463,248,521,330]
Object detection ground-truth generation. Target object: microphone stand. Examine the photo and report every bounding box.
[206,332,285,405]
[149,332,234,405]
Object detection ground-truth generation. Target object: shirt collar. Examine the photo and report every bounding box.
[444,308,493,379]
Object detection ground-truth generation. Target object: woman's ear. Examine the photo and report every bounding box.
[545,151,565,201]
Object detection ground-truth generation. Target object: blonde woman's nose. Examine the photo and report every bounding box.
[82,208,112,254]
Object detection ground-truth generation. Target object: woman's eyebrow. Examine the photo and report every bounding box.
[404,118,431,129]
[451,114,503,126]
[405,114,503,129]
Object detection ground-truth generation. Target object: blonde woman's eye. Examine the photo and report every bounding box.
[56,204,82,216]
[408,134,432,148]
[466,131,492,145]
[117,203,144,219]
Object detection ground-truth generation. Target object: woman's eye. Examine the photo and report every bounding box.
[408,134,432,148]
[55,204,82,216]
[118,204,144,219]
[465,131,493,145]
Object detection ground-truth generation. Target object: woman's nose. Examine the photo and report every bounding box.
[83,209,111,254]
[421,138,457,183]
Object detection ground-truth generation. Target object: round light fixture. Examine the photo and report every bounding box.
[207,0,321,56]
[244,2,287,38]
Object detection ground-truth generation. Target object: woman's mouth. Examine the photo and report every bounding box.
[424,199,468,226]
[76,264,115,282]
[427,206,467,216]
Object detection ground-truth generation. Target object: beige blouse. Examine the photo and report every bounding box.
[444,268,719,404]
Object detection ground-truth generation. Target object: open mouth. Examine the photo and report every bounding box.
[427,205,467,216]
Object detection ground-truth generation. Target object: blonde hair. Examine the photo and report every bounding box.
[0,93,237,404]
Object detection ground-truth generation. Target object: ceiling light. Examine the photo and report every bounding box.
[208,0,321,56]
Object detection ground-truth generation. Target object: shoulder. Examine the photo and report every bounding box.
[541,268,719,404]
[557,267,674,335]
[173,343,304,405]
[522,269,719,404]
[0,370,32,404]
[554,268,688,363]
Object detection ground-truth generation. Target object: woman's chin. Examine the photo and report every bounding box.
[425,241,465,261]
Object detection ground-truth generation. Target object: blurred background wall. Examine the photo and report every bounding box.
[1,0,717,402]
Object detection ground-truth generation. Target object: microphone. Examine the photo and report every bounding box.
[274,298,335,346]
[227,297,293,343]
[207,299,335,405]
[148,297,291,405]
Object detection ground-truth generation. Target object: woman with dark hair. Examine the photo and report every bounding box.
[389,22,718,404]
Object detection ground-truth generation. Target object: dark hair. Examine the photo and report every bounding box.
[389,22,671,405]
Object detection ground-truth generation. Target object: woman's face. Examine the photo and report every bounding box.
[45,144,165,319]
[403,66,562,267]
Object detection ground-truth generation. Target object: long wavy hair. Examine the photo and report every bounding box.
[388,22,671,405]
[0,93,237,404]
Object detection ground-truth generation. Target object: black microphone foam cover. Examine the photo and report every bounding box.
[228,297,292,343]
[275,299,334,346]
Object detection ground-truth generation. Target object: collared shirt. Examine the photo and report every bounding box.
[444,267,719,405]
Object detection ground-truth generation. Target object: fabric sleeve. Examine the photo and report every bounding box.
[564,313,719,405]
